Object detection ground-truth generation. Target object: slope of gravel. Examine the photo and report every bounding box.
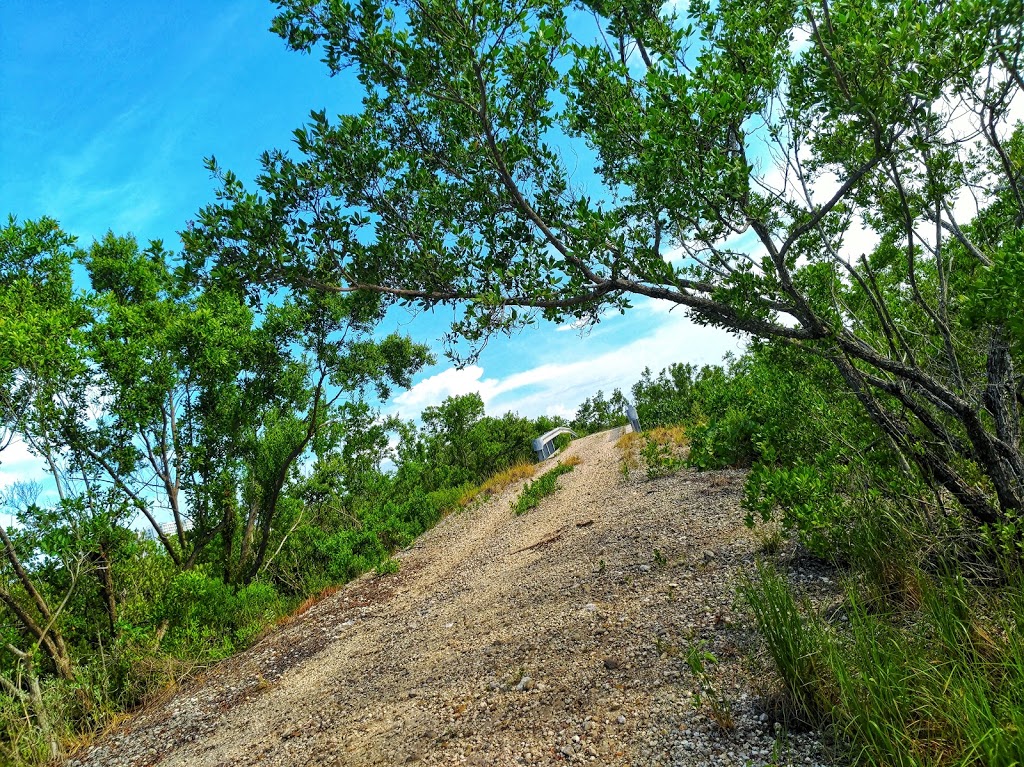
[67,429,838,767]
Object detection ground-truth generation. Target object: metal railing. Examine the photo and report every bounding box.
[531,404,641,460]
[531,427,577,461]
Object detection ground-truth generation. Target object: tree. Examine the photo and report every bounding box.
[186,0,1024,527]
[0,218,89,682]
[82,232,433,584]
[571,389,628,434]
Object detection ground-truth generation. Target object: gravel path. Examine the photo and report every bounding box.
[68,429,838,767]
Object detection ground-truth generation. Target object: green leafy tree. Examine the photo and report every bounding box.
[571,388,629,434]
[0,218,92,683]
[632,364,697,428]
[81,232,433,583]
[411,392,537,488]
[186,0,1024,527]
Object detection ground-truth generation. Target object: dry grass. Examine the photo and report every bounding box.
[279,584,344,627]
[616,431,643,477]
[646,425,688,447]
[615,431,642,451]
[617,426,688,479]
[458,462,539,507]
[63,711,134,759]
[560,454,581,467]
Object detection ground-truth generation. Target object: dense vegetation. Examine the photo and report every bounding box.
[0,222,558,764]
[626,347,1024,765]
[200,0,1024,532]
[5,0,1024,763]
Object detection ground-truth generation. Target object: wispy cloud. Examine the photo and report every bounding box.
[391,306,741,420]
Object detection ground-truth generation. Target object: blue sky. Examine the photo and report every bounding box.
[1,1,743,489]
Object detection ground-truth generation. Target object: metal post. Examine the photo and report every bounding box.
[626,404,641,434]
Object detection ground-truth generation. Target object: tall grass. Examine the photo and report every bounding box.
[457,461,538,507]
[740,562,829,725]
[744,554,1024,766]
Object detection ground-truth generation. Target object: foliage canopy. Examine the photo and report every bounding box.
[188,0,1024,525]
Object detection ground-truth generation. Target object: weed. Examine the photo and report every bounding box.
[755,526,784,556]
[820,574,1024,766]
[282,584,343,624]
[684,641,734,730]
[615,431,642,452]
[767,730,791,767]
[648,425,687,445]
[653,548,667,568]
[375,557,400,575]
[635,426,688,479]
[597,559,606,573]
[654,635,678,657]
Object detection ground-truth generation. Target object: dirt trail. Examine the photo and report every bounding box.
[69,429,833,767]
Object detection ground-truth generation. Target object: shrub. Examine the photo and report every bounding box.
[743,457,854,558]
[158,570,239,658]
[687,407,756,470]
[157,571,288,660]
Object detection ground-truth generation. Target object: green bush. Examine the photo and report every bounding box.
[157,571,287,659]
[233,581,284,645]
[687,406,757,470]
[159,570,239,657]
[743,457,854,558]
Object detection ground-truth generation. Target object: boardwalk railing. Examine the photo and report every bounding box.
[532,427,577,461]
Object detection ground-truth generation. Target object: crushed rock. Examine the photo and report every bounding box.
[67,429,839,767]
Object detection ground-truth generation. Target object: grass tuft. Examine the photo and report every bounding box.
[512,461,577,515]
[740,562,829,727]
[616,426,688,479]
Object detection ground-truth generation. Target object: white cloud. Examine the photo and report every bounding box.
[390,304,742,421]
[544,403,575,421]
[392,365,496,413]
[0,436,49,487]
[0,436,58,526]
